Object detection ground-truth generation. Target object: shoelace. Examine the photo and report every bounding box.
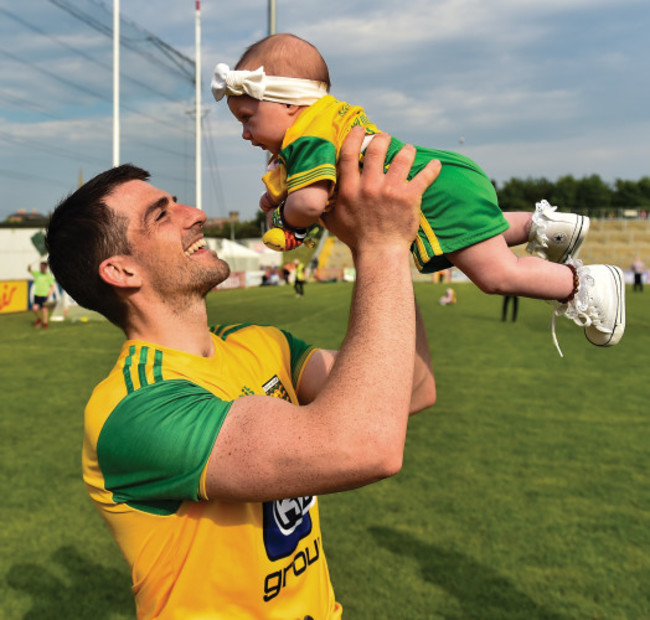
[551,302,597,358]
[550,260,593,357]
[550,310,565,358]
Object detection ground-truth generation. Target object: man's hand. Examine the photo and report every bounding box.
[322,127,441,252]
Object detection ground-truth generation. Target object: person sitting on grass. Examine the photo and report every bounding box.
[212,33,625,356]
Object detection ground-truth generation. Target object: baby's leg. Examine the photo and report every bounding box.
[502,212,532,246]
[449,234,574,300]
[508,201,590,263]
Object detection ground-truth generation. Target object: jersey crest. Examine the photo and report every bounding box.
[262,374,290,400]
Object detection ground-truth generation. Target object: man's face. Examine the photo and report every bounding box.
[228,95,296,156]
[106,180,230,300]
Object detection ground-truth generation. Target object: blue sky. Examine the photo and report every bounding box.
[1,0,648,222]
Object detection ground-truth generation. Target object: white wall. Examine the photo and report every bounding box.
[0,229,281,282]
[0,228,46,280]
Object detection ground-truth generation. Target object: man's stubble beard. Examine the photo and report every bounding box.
[149,256,231,310]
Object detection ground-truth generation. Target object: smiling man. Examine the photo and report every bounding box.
[45,129,440,619]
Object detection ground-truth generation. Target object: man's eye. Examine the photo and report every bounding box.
[156,210,167,221]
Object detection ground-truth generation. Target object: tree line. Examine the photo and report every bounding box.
[494,175,650,213]
[7,173,647,233]
[203,174,650,239]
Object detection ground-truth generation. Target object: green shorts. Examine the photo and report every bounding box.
[386,140,509,273]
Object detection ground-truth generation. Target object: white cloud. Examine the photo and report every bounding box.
[0,0,648,221]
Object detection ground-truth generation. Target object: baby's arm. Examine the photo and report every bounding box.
[259,192,276,213]
[282,181,331,229]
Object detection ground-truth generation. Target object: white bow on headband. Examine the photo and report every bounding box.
[211,63,328,106]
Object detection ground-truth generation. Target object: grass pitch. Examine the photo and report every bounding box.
[1,281,649,619]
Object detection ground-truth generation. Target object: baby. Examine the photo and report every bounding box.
[212,33,625,354]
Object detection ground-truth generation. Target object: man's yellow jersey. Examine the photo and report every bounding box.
[83,323,341,619]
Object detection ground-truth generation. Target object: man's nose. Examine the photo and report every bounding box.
[178,203,206,226]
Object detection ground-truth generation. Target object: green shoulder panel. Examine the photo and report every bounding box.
[211,323,253,340]
[210,323,317,390]
[97,379,231,515]
[280,136,337,193]
[279,328,317,388]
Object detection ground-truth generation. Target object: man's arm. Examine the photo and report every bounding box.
[411,299,436,413]
[205,129,441,502]
[297,297,435,415]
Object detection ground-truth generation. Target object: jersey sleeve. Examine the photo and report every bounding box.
[279,328,319,390]
[97,379,231,506]
[280,136,338,194]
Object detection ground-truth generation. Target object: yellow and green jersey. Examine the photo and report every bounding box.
[263,94,509,273]
[83,323,341,619]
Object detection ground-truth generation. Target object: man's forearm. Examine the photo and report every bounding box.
[313,244,416,477]
[410,299,436,414]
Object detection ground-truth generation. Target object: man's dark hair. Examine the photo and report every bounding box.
[45,164,150,328]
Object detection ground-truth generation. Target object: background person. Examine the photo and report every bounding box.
[631,256,645,292]
[27,260,55,329]
[44,129,440,619]
[502,295,519,322]
[438,288,456,306]
[294,259,306,297]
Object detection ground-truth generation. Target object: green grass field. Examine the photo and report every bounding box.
[2,281,649,619]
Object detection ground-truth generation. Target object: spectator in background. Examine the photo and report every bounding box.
[282,261,292,285]
[268,265,280,285]
[502,295,519,322]
[438,287,456,306]
[294,259,306,297]
[631,257,645,292]
[27,260,55,329]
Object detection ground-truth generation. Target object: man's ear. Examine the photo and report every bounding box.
[98,256,142,289]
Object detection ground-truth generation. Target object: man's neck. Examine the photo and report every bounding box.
[124,301,215,358]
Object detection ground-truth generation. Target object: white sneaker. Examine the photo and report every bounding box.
[551,262,625,356]
[526,200,590,263]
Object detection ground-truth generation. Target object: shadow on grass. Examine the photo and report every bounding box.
[6,545,133,619]
[369,526,568,620]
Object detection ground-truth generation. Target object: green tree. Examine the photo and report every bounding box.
[632,177,650,206]
[496,177,555,211]
[550,175,579,211]
[611,179,643,208]
[575,175,612,212]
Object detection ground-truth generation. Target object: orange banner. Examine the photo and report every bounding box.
[0,280,28,314]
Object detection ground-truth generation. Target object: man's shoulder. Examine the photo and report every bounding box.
[86,340,189,413]
[209,322,284,342]
[84,341,224,446]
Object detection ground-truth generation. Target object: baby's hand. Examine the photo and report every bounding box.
[259,192,276,213]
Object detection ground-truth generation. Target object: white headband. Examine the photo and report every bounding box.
[211,63,328,106]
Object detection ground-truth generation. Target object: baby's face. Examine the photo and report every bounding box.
[228,96,297,156]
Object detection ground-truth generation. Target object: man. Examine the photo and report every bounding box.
[631,256,645,292]
[294,258,306,297]
[45,128,440,619]
[27,260,55,329]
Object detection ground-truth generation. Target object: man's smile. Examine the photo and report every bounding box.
[184,238,207,257]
